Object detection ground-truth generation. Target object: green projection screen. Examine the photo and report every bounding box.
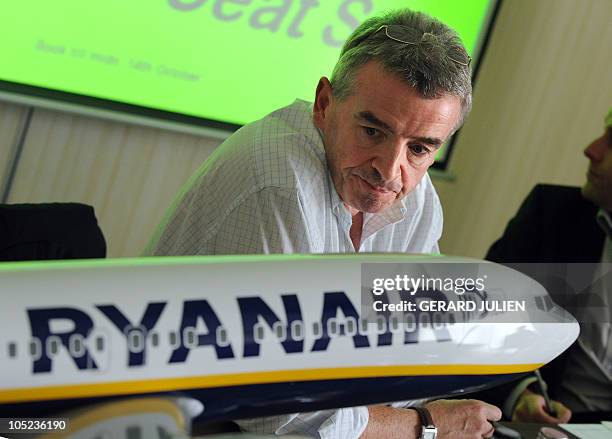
[0,0,498,163]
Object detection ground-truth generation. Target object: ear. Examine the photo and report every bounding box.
[313,77,333,130]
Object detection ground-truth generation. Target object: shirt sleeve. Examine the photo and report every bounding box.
[206,186,316,254]
[150,186,317,256]
[235,406,369,438]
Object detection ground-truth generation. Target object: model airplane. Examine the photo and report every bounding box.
[0,254,578,427]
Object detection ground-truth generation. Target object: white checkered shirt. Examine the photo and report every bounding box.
[146,99,443,438]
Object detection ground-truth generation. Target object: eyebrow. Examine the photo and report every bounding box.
[355,111,444,148]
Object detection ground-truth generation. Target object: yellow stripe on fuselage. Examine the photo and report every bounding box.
[0,363,542,403]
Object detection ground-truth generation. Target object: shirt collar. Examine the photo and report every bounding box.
[596,209,612,237]
[365,198,408,223]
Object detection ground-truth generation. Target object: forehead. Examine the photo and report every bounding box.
[345,62,461,138]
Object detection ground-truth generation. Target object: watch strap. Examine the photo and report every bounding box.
[414,406,435,428]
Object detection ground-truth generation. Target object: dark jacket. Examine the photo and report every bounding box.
[477,184,605,412]
[487,184,604,264]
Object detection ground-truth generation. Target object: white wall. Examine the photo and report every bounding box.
[0,102,27,192]
[1,0,610,258]
[435,0,612,257]
[2,108,220,256]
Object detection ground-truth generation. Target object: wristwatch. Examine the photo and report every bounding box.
[414,406,437,439]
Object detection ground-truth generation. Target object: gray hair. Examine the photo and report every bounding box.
[330,9,472,130]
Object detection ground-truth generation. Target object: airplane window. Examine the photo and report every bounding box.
[183,327,197,348]
[96,336,105,351]
[186,329,195,346]
[312,321,322,338]
[216,326,229,347]
[419,313,431,327]
[7,342,16,358]
[359,318,369,334]
[253,323,265,343]
[169,331,178,347]
[128,329,145,353]
[390,315,401,332]
[290,321,304,340]
[404,313,417,332]
[432,312,445,329]
[327,318,338,337]
[150,332,159,347]
[47,336,60,355]
[29,339,42,361]
[345,317,357,335]
[375,315,387,334]
[69,335,85,357]
[273,322,286,341]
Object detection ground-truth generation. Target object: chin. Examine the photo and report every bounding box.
[358,206,384,214]
[355,198,393,214]
[582,185,611,210]
[582,183,597,200]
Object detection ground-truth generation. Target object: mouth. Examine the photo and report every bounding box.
[356,175,393,194]
[587,169,600,181]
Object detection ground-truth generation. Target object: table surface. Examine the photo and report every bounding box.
[500,422,581,439]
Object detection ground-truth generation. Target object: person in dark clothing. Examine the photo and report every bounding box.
[484,108,611,423]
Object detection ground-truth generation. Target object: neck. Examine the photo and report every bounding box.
[344,201,359,217]
[350,211,363,251]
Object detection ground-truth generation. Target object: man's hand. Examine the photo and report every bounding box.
[426,399,502,439]
[512,389,571,424]
[360,399,501,439]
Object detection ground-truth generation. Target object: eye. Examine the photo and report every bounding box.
[409,144,430,156]
[362,126,379,137]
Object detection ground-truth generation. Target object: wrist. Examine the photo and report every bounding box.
[413,406,437,439]
[405,408,421,439]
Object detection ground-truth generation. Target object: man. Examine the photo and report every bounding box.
[485,108,612,423]
[148,8,501,438]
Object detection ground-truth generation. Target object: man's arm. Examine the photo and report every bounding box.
[361,400,501,439]
[359,406,420,438]
[236,400,501,439]
[236,407,370,438]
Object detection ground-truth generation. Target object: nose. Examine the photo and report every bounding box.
[371,141,404,183]
[584,134,607,163]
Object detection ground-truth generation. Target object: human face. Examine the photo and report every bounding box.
[582,125,612,211]
[313,61,461,215]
